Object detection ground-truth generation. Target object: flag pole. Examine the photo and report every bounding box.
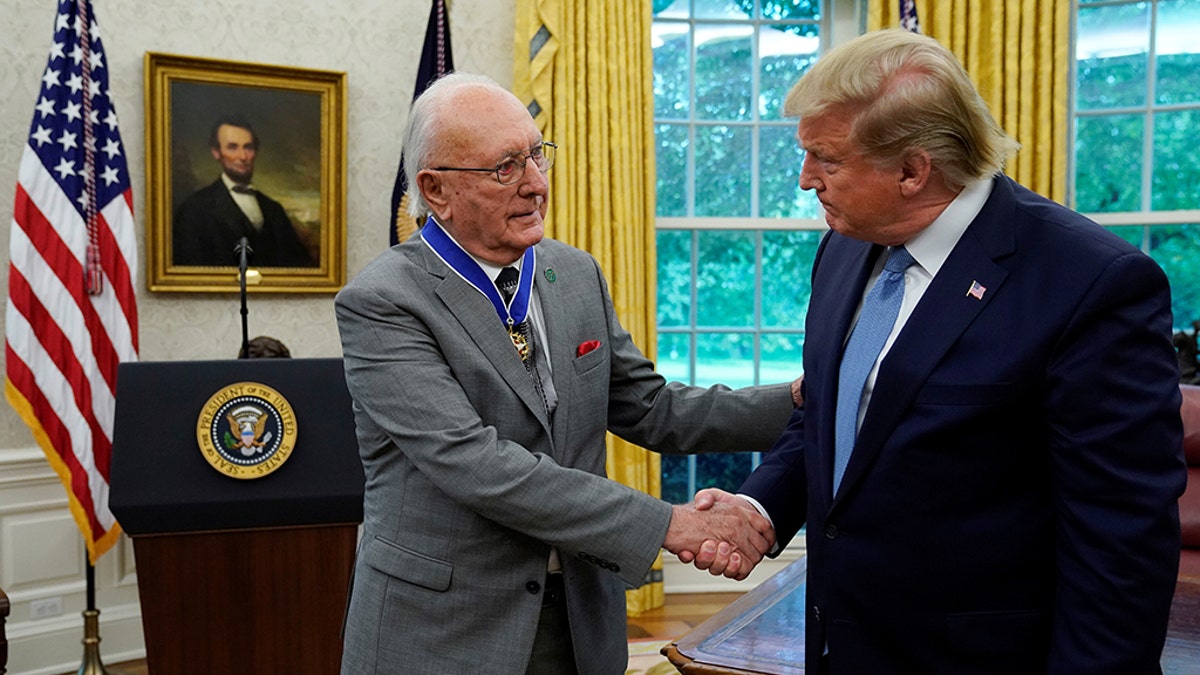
[75,557,133,675]
[76,559,113,675]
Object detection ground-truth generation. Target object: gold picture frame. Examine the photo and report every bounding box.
[144,52,347,292]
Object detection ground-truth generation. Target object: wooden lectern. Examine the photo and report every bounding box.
[110,359,364,674]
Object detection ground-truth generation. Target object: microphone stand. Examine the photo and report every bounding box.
[235,237,252,359]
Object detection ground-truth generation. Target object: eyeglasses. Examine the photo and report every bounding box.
[431,141,557,186]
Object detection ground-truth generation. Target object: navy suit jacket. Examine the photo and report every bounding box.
[741,176,1186,674]
[172,178,315,267]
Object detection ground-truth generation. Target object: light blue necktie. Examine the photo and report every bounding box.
[833,246,915,493]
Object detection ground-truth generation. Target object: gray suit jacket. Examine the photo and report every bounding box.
[335,235,793,674]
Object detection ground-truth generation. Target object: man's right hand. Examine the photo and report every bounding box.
[663,493,775,581]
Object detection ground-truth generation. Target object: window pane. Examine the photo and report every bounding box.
[653,2,830,510]
[1156,0,1200,105]
[762,229,821,327]
[653,22,691,119]
[696,24,753,121]
[1153,110,1200,210]
[1105,224,1145,249]
[661,454,691,504]
[695,0,751,20]
[761,333,805,383]
[656,123,689,216]
[760,126,820,218]
[1146,223,1200,331]
[657,331,692,384]
[1075,3,1149,110]
[695,125,752,216]
[697,231,756,326]
[697,332,755,388]
[1074,114,1144,212]
[762,0,821,20]
[759,23,819,120]
[657,230,693,327]
[693,452,755,495]
[652,0,689,18]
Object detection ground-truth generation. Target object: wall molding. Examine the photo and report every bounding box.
[1,447,145,674]
[6,607,145,675]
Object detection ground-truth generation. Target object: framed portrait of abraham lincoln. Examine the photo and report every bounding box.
[144,52,346,292]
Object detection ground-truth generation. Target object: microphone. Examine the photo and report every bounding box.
[235,236,251,277]
[235,238,252,359]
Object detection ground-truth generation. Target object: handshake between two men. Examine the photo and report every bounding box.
[660,376,801,581]
[663,487,770,582]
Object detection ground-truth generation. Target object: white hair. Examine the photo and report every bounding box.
[403,72,514,218]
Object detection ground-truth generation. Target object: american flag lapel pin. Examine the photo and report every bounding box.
[966,280,987,300]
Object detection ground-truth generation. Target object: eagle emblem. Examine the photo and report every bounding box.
[197,382,297,480]
[224,404,273,456]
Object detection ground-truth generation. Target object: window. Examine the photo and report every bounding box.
[652,0,853,504]
[1073,0,1200,332]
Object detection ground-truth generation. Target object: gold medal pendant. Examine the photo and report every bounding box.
[508,327,531,362]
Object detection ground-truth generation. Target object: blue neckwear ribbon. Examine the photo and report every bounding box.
[833,246,916,493]
[420,217,535,328]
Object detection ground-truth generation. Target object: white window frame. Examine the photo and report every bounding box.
[654,0,863,592]
[1070,0,1200,236]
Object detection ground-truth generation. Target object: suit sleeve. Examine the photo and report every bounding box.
[1044,250,1185,673]
[737,407,809,551]
[597,259,796,454]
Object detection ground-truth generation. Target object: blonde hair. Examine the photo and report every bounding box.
[785,29,1018,188]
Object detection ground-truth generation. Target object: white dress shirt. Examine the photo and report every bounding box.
[221,172,264,230]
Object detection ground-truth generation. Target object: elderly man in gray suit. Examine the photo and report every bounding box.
[334,72,798,675]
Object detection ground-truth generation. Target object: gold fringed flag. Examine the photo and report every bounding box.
[6,0,140,564]
[390,0,454,246]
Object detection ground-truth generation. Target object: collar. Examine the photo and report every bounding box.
[430,216,524,283]
[903,178,993,277]
[220,172,255,193]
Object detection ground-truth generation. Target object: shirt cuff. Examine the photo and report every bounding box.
[737,493,780,556]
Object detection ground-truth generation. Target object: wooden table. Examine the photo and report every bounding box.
[664,560,1200,674]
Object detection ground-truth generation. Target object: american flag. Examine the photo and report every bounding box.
[900,0,921,33]
[390,0,454,246]
[967,280,987,300]
[5,0,139,564]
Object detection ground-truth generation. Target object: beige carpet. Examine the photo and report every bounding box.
[626,638,676,675]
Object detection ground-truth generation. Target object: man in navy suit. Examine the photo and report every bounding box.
[693,28,1187,674]
[172,114,315,267]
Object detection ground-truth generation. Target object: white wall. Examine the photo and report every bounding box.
[0,1,514,672]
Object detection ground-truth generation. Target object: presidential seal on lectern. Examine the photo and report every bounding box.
[196,381,297,479]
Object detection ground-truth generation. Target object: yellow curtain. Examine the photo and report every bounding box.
[514,0,664,613]
[867,0,1071,203]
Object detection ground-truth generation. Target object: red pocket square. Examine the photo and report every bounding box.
[576,340,601,357]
